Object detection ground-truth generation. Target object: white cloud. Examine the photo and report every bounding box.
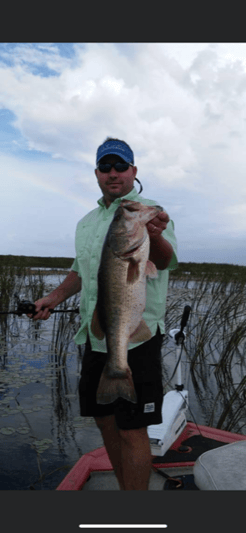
[1,43,246,263]
[0,152,97,210]
[226,204,246,216]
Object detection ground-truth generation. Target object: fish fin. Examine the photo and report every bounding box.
[127,258,140,283]
[145,260,158,279]
[129,319,152,343]
[96,366,137,405]
[91,306,105,340]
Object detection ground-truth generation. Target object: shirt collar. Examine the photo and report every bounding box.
[97,186,140,208]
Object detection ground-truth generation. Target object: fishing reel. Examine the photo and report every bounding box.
[16,300,36,316]
[6,293,79,317]
[14,294,36,316]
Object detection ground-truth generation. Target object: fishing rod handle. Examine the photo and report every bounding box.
[180,305,192,332]
[17,301,79,316]
[42,307,79,314]
[20,300,79,315]
[0,304,79,316]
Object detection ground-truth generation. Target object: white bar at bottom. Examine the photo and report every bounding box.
[79,526,168,529]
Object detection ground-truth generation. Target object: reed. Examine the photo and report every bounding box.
[0,263,28,341]
[164,274,246,433]
[1,265,246,434]
[50,295,81,360]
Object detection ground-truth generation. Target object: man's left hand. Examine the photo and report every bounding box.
[147,211,170,239]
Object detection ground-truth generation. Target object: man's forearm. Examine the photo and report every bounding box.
[149,235,173,270]
[49,270,82,306]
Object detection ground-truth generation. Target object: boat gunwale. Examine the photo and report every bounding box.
[56,421,246,491]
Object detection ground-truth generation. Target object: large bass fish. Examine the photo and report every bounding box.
[91,199,163,405]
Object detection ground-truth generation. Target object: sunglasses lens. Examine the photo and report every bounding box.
[98,162,130,172]
[98,163,111,172]
[114,162,129,172]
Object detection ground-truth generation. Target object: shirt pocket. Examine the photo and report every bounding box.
[76,223,94,257]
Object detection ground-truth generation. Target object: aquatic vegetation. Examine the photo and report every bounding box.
[164,274,246,433]
[1,261,246,489]
[32,438,53,454]
[0,426,16,435]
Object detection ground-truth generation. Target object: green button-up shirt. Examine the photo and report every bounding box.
[71,186,178,351]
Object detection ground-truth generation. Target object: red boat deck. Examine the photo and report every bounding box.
[56,422,246,491]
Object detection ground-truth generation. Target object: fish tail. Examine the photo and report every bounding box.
[96,366,137,405]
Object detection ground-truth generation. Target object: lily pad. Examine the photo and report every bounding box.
[32,438,53,453]
[7,409,20,415]
[37,445,50,453]
[16,427,30,434]
[1,397,15,404]
[41,438,53,445]
[0,427,16,435]
[33,438,53,446]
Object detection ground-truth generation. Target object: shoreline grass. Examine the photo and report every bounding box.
[1,255,246,281]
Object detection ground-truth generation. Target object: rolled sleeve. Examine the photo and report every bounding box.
[71,257,81,276]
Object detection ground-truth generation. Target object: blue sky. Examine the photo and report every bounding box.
[1,42,246,265]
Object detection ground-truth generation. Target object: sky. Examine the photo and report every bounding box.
[1,42,246,265]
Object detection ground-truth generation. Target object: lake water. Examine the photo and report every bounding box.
[1,272,246,489]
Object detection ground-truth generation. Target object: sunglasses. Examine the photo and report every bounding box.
[97,162,133,173]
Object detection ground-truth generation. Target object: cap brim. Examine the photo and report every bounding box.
[97,150,133,164]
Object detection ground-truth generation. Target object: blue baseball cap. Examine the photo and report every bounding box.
[96,139,134,165]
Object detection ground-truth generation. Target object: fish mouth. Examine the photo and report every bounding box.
[121,245,141,258]
[117,236,146,258]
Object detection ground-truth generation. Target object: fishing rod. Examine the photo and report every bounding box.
[0,294,79,317]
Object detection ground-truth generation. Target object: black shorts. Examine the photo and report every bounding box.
[78,327,164,430]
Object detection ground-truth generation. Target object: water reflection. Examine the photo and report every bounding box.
[0,272,98,489]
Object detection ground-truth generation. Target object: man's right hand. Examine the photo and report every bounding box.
[27,295,57,321]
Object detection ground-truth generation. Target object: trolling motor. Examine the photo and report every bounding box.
[148,305,192,457]
[169,305,191,391]
[0,294,79,317]
[170,305,191,345]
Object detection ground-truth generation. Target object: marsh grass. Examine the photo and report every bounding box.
[163,274,246,433]
[0,264,28,348]
[0,267,85,488]
[1,264,246,438]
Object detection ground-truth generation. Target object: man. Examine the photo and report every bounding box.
[31,138,178,490]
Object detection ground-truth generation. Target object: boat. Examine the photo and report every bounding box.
[56,422,246,491]
[56,306,246,491]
